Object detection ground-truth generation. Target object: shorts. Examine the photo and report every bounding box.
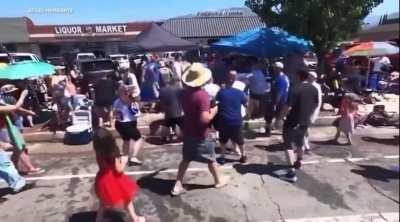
[283,124,309,149]
[182,137,216,163]
[163,117,183,130]
[219,124,244,145]
[115,121,141,141]
[94,105,112,120]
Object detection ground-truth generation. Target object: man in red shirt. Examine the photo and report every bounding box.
[171,63,229,196]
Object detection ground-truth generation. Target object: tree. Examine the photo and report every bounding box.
[245,0,383,71]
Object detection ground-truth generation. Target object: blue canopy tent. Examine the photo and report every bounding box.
[211,27,312,57]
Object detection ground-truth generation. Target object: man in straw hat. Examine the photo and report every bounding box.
[171,63,229,196]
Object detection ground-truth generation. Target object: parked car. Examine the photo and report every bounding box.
[0,52,42,63]
[108,54,129,67]
[46,56,66,70]
[76,59,117,95]
[76,52,96,62]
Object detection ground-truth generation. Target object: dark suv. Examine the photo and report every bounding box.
[77,59,117,94]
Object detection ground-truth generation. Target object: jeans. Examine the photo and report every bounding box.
[0,150,25,192]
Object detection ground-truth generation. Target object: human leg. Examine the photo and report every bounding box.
[171,160,190,196]
[207,162,228,188]
[0,151,26,192]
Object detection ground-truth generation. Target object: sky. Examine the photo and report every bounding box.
[0,0,398,25]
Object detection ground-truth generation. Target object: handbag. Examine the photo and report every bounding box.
[4,115,25,151]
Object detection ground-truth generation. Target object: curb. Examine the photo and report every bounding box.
[23,115,339,143]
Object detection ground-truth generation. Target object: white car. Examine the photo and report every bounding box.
[0,52,42,63]
[76,53,96,61]
[109,54,129,67]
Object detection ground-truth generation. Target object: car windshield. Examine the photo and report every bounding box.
[81,61,115,73]
[47,58,64,66]
[111,55,127,60]
[78,55,96,60]
[14,56,33,62]
[0,56,10,63]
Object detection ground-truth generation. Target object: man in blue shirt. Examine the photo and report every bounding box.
[265,62,290,136]
[216,70,248,164]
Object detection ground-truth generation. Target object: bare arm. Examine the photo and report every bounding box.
[15,90,29,107]
[200,106,218,124]
[16,107,36,116]
[114,156,128,173]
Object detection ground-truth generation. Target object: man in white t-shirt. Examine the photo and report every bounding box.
[370,56,391,90]
[303,71,322,153]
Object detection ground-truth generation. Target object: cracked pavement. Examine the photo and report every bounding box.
[0,126,399,222]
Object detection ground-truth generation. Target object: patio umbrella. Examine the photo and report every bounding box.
[212,27,311,57]
[344,42,399,57]
[0,60,55,80]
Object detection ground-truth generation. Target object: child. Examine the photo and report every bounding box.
[0,142,26,193]
[113,86,143,165]
[334,94,361,145]
[93,128,145,222]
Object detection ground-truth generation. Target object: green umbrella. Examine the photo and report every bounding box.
[0,60,56,80]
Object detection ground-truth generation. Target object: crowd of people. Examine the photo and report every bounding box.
[0,51,398,222]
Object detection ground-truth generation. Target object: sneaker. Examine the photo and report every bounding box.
[239,155,247,164]
[279,170,298,183]
[305,149,312,155]
[171,183,186,196]
[294,160,302,169]
[12,178,26,193]
[129,157,143,166]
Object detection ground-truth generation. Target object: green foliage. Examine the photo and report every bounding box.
[245,0,383,55]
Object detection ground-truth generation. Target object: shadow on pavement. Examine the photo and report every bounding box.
[137,172,214,196]
[0,183,36,201]
[312,139,340,146]
[145,137,182,146]
[362,136,399,146]
[254,143,286,152]
[351,164,400,182]
[233,162,289,178]
[69,210,127,222]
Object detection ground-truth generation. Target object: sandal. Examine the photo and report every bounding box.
[27,168,46,176]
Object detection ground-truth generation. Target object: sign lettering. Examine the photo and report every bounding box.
[54,24,128,35]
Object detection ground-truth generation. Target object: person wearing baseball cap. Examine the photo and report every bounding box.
[303,71,322,154]
[265,61,290,137]
[171,63,229,196]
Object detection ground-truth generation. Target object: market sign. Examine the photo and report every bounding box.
[54,24,128,35]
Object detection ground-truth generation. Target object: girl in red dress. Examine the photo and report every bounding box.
[93,128,145,222]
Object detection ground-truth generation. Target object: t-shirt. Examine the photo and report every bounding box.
[216,87,247,126]
[94,79,117,107]
[113,98,138,122]
[247,69,268,95]
[284,82,319,128]
[159,85,183,119]
[372,56,391,73]
[310,81,323,123]
[180,88,210,139]
[272,73,290,106]
[203,83,221,100]
[121,73,141,97]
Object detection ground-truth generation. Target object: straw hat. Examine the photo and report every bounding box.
[182,63,212,88]
[0,84,18,94]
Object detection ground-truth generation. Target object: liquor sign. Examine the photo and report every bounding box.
[54,24,128,35]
